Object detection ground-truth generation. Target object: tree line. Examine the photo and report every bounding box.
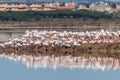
[0,10,114,21]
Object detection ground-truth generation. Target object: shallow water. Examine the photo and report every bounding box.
[0,56,120,80]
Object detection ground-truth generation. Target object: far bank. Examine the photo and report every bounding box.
[0,18,120,30]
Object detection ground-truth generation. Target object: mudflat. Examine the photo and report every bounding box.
[0,18,120,29]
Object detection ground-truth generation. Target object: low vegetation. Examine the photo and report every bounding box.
[0,10,114,21]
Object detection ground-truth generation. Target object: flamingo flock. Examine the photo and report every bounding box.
[0,30,120,48]
[0,30,120,70]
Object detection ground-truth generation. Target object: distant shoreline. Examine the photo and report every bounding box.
[0,18,120,30]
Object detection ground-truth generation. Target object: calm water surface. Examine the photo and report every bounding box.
[0,57,120,80]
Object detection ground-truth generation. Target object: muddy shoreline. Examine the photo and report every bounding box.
[0,18,120,29]
[1,42,120,58]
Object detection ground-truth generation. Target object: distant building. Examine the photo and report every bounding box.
[0,4,29,11]
[57,2,75,10]
[0,2,118,12]
[89,2,112,12]
[116,4,120,11]
[29,4,42,11]
[44,3,56,11]
[29,3,56,11]
[78,4,87,10]
[0,4,9,11]
[52,2,60,7]
[11,4,29,11]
